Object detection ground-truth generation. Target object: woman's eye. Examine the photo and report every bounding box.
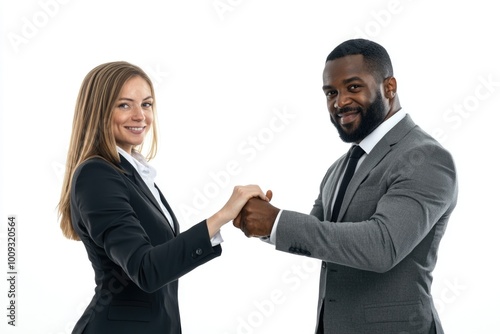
[142,102,153,108]
[118,103,130,109]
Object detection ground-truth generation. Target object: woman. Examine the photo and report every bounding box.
[58,61,267,334]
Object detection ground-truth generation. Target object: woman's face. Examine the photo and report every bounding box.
[112,76,154,154]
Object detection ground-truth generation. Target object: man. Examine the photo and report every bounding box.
[233,39,458,334]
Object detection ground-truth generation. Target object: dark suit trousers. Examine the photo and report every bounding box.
[316,304,437,334]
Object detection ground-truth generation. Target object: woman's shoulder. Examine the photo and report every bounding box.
[71,156,130,198]
[74,156,123,180]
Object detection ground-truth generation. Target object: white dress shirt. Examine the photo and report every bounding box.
[117,147,223,246]
[267,110,408,244]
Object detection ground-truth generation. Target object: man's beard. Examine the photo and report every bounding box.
[331,91,386,143]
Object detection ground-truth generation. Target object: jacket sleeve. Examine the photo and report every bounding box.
[275,142,458,273]
[72,159,222,293]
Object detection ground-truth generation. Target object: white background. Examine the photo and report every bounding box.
[1,0,499,333]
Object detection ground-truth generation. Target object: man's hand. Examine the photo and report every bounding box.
[206,185,269,238]
[233,190,280,238]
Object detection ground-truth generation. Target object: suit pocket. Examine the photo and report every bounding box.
[364,299,423,323]
[107,300,152,322]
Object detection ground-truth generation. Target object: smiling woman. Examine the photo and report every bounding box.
[56,61,268,334]
[112,76,154,154]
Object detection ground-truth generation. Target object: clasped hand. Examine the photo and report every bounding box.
[208,185,280,239]
[233,189,280,238]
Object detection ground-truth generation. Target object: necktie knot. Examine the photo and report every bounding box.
[349,145,365,160]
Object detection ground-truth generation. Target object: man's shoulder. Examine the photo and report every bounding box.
[389,116,447,152]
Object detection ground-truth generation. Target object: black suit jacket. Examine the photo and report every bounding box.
[70,155,221,334]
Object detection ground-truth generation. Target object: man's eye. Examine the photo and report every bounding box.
[326,91,337,99]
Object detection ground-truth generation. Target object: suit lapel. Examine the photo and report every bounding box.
[336,115,416,221]
[156,185,180,234]
[118,155,177,235]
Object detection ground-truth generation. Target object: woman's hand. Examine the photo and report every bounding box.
[206,185,269,238]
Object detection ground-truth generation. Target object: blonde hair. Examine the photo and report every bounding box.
[58,61,158,240]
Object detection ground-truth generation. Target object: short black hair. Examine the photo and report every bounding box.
[326,39,393,82]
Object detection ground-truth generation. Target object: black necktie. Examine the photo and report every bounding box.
[331,145,365,222]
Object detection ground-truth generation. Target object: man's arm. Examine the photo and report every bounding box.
[234,142,458,273]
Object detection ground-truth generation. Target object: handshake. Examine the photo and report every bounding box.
[224,186,281,238]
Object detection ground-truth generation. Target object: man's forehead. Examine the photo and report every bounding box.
[324,56,368,82]
[324,54,366,73]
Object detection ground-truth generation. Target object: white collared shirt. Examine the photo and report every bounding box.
[357,108,407,163]
[116,146,223,246]
[268,110,408,244]
[117,146,176,230]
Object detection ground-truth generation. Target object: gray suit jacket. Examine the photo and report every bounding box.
[276,115,457,333]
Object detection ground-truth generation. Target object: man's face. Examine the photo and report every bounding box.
[322,54,390,143]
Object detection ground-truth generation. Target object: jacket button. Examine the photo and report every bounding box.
[322,262,326,269]
[192,248,203,258]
